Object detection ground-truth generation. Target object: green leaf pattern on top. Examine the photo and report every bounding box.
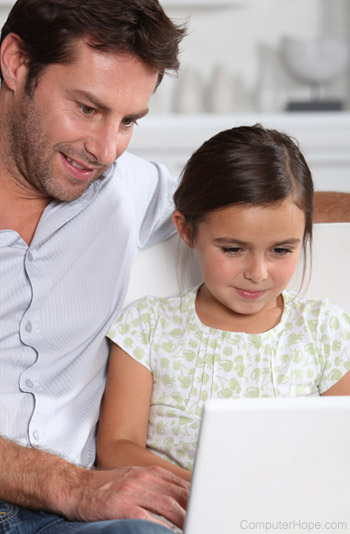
[107,286,350,470]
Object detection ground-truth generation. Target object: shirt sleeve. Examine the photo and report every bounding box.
[107,296,158,372]
[115,151,178,251]
[318,301,350,394]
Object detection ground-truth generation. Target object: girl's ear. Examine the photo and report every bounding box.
[1,33,29,91]
[172,210,195,248]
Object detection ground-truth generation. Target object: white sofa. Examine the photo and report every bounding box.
[124,223,350,314]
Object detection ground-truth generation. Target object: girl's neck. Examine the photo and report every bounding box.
[195,284,284,334]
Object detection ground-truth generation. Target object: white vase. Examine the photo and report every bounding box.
[174,66,203,114]
[207,64,233,113]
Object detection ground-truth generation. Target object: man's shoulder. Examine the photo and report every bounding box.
[113,151,164,181]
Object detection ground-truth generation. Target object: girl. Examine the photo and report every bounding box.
[97,125,350,483]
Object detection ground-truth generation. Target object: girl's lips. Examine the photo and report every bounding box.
[235,287,266,300]
[60,152,96,182]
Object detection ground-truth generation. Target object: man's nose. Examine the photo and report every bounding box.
[84,122,124,166]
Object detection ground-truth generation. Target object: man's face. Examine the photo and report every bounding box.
[5,40,159,201]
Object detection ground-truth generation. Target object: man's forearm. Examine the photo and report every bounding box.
[313,191,350,223]
[0,436,189,527]
[0,436,83,518]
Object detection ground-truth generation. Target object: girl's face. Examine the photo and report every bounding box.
[174,198,306,329]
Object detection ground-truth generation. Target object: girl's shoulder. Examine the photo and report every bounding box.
[283,290,350,325]
[117,285,199,321]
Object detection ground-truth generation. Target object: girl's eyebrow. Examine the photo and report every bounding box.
[272,238,301,246]
[214,237,301,246]
[214,237,249,246]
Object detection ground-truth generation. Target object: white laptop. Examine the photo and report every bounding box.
[184,397,350,534]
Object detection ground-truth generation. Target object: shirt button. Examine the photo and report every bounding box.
[33,430,40,441]
[25,321,33,333]
[26,379,34,388]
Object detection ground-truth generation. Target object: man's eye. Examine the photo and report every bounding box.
[80,104,96,115]
[122,118,138,128]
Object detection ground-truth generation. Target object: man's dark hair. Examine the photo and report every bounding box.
[0,0,186,92]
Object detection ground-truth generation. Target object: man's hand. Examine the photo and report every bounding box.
[62,465,189,529]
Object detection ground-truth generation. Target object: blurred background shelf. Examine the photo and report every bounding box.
[129,112,350,192]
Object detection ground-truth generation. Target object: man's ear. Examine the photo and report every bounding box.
[172,210,195,248]
[1,33,29,91]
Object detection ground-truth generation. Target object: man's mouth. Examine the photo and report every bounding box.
[65,155,92,171]
[60,152,100,182]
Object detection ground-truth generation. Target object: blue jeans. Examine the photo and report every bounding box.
[0,500,174,533]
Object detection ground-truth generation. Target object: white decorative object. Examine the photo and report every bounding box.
[254,44,283,112]
[281,36,349,89]
[231,74,253,112]
[281,36,349,111]
[256,70,278,112]
[206,64,233,113]
[173,66,203,113]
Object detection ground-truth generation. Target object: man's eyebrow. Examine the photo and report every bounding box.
[70,89,112,112]
[124,108,150,122]
[70,89,149,119]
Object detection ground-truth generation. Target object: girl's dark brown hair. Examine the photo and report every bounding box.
[174,124,314,282]
[1,0,186,92]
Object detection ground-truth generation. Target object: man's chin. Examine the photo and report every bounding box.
[46,172,108,202]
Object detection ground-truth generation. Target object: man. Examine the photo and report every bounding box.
[0,0,188,532]
[0,1,349,533]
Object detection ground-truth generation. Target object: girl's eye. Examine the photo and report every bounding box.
[273,247,292,256]
[222,247,243,256]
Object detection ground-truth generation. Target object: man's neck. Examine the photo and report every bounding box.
[0,170,50,245]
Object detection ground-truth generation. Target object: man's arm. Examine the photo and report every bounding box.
[0,436,189,528]
[313,191,350,223]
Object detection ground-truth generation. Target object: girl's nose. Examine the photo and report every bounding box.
[243,256,268,283]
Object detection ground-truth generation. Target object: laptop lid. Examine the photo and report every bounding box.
[184,397,350,534]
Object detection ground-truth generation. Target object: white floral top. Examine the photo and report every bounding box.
[107,286,350,470]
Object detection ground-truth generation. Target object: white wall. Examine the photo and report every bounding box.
[0,4,11,28]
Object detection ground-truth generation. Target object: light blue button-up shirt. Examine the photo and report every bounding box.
[0,151,176,467]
